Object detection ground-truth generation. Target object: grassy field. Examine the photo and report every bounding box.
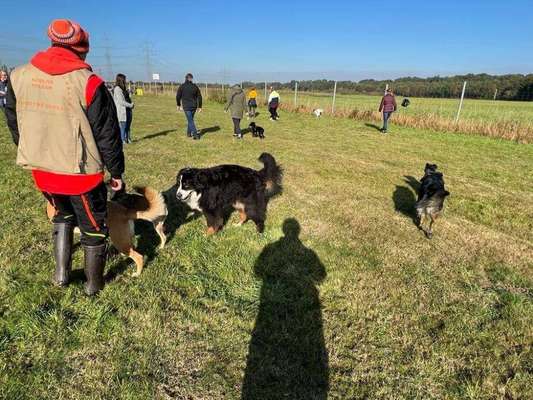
[0,96,532,399]
[288,91,533,124]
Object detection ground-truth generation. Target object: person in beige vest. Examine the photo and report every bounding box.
[4,19,125,296]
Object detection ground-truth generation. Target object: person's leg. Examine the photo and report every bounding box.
[184,110,193,137]
[190,109,199,138]
[185,110,199,139]
[382,112,389,132]
[70,183,109,295]
[125,110,133,143]
[43,192,76,286]
[233,117,242,138]
[269,107,275,120]
[119,121,127,143]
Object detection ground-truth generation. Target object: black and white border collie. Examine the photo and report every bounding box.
[415,163,450,238]
[176,153,282,234]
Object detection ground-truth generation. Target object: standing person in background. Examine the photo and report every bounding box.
[5,19,125,296]
[247,86,257,118]
[378,88,397,134]
[225,84,247,139]
[0,70,8,113]
[268,87,280,121]
[125,81,134,142]
[176,73,202,140]
[113,73,134,144]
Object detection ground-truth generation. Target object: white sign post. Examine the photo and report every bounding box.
[152,73,160,95]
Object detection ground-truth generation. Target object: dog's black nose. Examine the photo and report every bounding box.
[176,192,182,200]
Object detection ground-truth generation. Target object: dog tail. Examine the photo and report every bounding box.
[258,152,283,196]
[127,186,167,222]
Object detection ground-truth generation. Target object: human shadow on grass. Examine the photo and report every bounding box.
[392,175,421,225]
[198,125,220,137]
[135,129,176,142]
[242,218,329,400]
[365,122,382,131]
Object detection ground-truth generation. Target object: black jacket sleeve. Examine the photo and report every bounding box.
[5,78,19,146]
[87,83,125,178]
[176,85,182,107]
[196,85,203,108]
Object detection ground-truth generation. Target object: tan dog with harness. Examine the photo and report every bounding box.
[47,186,167,277]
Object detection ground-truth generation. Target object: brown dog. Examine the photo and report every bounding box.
[47,186,167,277]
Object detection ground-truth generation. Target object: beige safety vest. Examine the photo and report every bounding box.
[10,64,104,175]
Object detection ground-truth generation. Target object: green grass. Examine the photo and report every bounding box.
[1,96,532,399]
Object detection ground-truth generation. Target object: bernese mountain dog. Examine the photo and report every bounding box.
[176,153,282,234]
[415,163,450,238]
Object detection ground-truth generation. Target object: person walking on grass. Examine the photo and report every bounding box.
[113,73,134,144]
[268,86,280,121]
[5,19,125,296]
[0,70,8,113]
[176,73,202,140]
[225,84,247,139]
[378,88,397,134]
[247,86,258,118]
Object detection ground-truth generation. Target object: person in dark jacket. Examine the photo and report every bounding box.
[176,73,202,140]
[5,19,125,296]
[378,88,397,133]
[224,84,247,139]
[0,70,8,112]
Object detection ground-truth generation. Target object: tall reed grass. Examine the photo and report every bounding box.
[278,103,533,143]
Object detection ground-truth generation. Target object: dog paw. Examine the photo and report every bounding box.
[131,271,141,278]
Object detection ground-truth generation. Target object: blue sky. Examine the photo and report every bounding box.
[1,0,532,82]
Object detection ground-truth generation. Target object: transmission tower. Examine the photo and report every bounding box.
[103,35,113,82]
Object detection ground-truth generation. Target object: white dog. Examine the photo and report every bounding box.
[313,108,324,118]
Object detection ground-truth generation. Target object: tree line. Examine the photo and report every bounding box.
[243,74,533,101]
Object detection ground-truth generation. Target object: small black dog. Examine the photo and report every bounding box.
[415,163,450,238]
[249,122,265,139]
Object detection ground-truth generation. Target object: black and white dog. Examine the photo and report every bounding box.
[415,163,450,238]
[176,153,282,234]
[249,122,265,139]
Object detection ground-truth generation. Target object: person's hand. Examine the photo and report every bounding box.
[110,177,124,192]
[197,108,202,113]
[177,106,182,112]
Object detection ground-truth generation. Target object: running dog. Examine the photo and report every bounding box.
[249,122,265,139]
[47,186,167,276]
[415,163,450,238]
[175,153,282,234]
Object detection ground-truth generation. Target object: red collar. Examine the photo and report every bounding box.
[31,47,92,75]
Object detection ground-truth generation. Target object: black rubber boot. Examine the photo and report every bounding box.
[83,244,107,296]
[52,223,74,286]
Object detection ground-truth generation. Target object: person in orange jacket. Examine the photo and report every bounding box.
[5,19,125,295]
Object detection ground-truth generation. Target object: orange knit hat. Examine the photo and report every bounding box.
[47,19,90,54]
